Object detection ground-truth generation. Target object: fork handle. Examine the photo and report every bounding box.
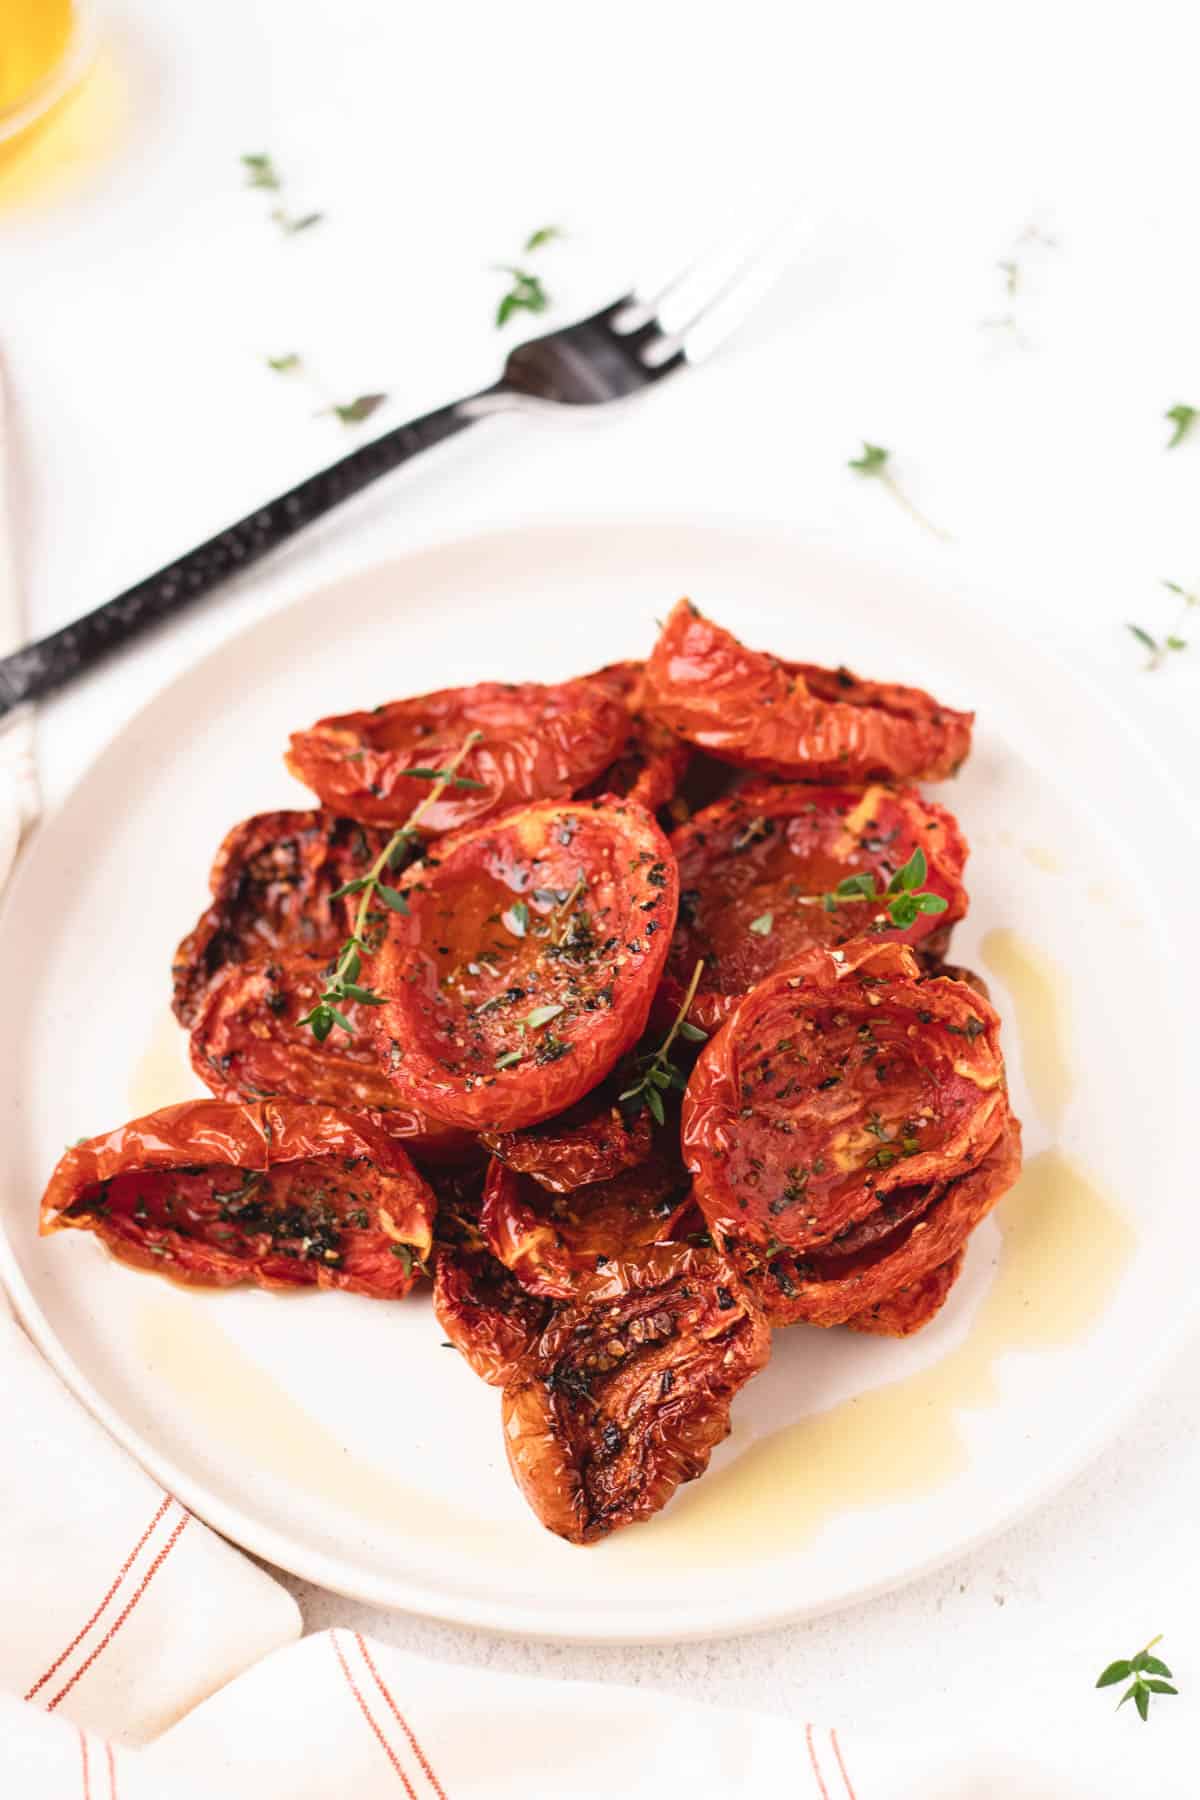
[0,388,499,720]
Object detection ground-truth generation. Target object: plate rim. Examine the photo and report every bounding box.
[2,509,1197,1643]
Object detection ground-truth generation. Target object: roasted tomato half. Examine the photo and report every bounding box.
[579,663,690,814]
[734,1116,1020,1327]
[433,1245,553,1386]
[501,1244,771,1542]
[285,676,627,832]
[644,600,973,784]
[844,1249,965,1337]
[40,1099,436,1298]
[682,940,1010,1254]
[481,1082,652,1192]
[172,810,385,1026]
[660,782,969,1032]
[371,795,678,1131]
[481,1142,693,1298]
[188,953,472,1161]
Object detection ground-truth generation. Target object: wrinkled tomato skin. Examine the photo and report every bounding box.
[501,1244,771,1542]
[734,1116,1020,1327]
[660,782,969,1032]
[172,810,386,1027]
[189,953,472,1161]
[844,1250,964,1337]
[480,1143,693,1298]
[579,664,690,814]
[371,795,679,1131]
[481,1086,652,1192]
[285,677,627,832]
[682,940,1010,1254]
[39,1099,437,1298]
[433,1245,553,1385]
[644,601,973,784]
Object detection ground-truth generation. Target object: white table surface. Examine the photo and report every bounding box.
[4,0,1200,1773]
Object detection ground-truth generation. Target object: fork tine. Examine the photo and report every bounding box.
[639,218,806,367]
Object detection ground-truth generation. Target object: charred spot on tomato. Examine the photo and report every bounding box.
[172,810,389,1027]
[371,796,679,1131]
[285,677,628,832]
[433,1243,553,1386]
[644,601,974,785]
[657,783,969,1034]
[481,1142,694,1299]
[501,1244,771,1542]
[682,941,1013,1256]
[40,1100,437,1300]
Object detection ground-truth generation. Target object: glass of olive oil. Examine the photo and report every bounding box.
[0,0,94,143]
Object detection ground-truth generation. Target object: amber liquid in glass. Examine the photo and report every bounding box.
[0,0,75,120]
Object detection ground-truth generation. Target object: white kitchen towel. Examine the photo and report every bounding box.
[1,1624,1192,1799]
[0,350,41,888]
[0,1301,301,1745]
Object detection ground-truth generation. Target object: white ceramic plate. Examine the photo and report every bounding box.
[1,519,1195,1642]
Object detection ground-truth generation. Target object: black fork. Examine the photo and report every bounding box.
[0,224,797,720]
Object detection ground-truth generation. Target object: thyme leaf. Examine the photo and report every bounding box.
[619,960,706,1121]
[848,442,952,542]
[1096,1635,1177,1722]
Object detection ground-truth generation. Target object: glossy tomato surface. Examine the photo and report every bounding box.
[734,1116,1021,1327]
[501,1244,771,1542]
[481,1141,693,1298]
[39,1099,436,1297]
[172,810,385,1026]
[644,600,973,783]
[682,940,1011,1254]
[188,952,471,1161]
[661,782,969,1032]
[371,795,678,1130]
[481,1083,652,1192]
[286,676,627,832]
[844,1249,965,1337]
[433,1245,553,1386]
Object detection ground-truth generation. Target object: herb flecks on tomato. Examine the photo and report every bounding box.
[481,1141,693,1298]
[502,1244,771,1542]
[39,1099,436,1299]
[681,940,1011,1255]
[371,796,678,1130]
[644,600,974,784]
[661,782,969,1032]
[286,676,627,832]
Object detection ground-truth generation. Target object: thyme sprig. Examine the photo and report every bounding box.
[1096,1634,1178,1722]
[240,152,323,234]
[494,225,562,327]
[848,443,952,543]
[619,960,707,1125]
[300,729,483,1042]
[1164,404,1197,449]
[821,846,949,930]
[1128,580,1198,669]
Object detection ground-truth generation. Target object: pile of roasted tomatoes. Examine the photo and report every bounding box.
[40,600,1020,1545]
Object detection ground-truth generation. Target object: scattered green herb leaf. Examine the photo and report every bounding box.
[848,441,951,542]
[495,267,549,329]
[821,846,949,929]
[405,765,488,790]
[495,1049,523,1070]
[748,912,774,937]
[271,207,324,235]
[525,1003,565,1030]
[325,393,387,426]
[504,900,530,938]
[1165,404,1198,449]
[266,353,301,373]
[524,225,563,252]
[1129,580,1199,670]
[241,152,281,190]
[1096,1635,1177,1722]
